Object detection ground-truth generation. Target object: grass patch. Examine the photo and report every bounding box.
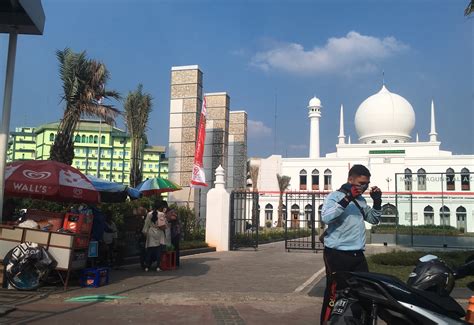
[368,250,474,287]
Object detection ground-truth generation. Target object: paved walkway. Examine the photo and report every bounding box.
[2,242,327,324]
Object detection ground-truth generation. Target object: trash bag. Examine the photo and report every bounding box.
[5,242,57,291]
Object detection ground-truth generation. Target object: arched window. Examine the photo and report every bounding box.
[424,206,434,225]
[291,204,300,229]
[439,206,450,226]
[49,133,54,142]
[371,140,376,144]
[282,204,287,222]
[265,204,273,225]
[394,140,399,143]
[74,135,80,143]
[299,169,307,190]
[381,203,397,225]
[101,135,106,144]
[404,168,413,191]
[417,168,426,191]
[89,135,93,143]
[305,204,313,227]
[456,206,467,231]
[446,168,455,191]
[93,135,98,144]
[461,168,470,191]
[81,135,86,143]
[382,139,388,143]
[312,169,319,190]
[324,169,332,190]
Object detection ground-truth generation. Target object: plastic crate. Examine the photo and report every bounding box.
[63,213,93,234]
[160,251,176,271]
[80,267,109,288]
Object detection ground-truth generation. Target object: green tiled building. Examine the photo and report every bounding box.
[7,120,168,185]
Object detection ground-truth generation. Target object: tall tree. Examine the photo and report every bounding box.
[124,84,153,187]
[50,48,120,165]
[277,174,291,227]
[249,164,260,192]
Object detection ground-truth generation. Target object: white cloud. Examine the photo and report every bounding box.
[248,120,272,138]
[251,31,409,75]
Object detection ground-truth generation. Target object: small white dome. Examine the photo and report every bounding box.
[308,96,321,107]
[355,85,415,143]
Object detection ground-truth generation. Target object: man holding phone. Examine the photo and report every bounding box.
[319,164,382,324]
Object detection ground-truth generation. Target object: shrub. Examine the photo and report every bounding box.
[371,224,464,236]
[369,250,474,269]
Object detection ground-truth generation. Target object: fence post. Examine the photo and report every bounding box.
[205,165,230,251]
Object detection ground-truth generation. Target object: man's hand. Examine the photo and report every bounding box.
[370,186,382,200]
[370,186,382,210]
[338,183,361,208]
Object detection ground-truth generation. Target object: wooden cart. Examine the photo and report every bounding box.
[0,225,88,290]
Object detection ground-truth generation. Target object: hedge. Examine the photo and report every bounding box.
[371,224,470,236]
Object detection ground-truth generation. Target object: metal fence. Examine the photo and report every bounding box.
[284,192,325,251]
[229,191,259,250]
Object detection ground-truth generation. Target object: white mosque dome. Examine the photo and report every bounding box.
[308,96,321,107]
[354,85,415,144]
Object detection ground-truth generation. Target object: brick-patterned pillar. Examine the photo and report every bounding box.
[200,92,230,221]
[228,111,248,190]
[168,65,203,209]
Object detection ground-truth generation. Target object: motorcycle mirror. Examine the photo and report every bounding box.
[419,254,438,262]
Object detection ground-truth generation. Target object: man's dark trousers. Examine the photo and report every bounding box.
[320,247,369,324]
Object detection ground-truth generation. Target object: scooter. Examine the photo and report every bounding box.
[328,255,474,325]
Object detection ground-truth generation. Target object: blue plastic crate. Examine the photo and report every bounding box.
[80,267,110,288]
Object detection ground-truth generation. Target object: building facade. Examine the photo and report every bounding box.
[7,120,168,185]
[251,84,474,232]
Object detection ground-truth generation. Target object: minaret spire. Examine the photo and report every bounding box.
[338,104,345,145]
[429,99,438,142]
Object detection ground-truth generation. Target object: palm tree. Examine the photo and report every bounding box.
[465,0,473,16]
[277,174,291,227]
[249,164,259,192]
[124,84,153,188]
[50,48,120,165]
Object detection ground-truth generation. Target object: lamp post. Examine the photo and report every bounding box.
[0,0,45,222]
[386,177,392,192]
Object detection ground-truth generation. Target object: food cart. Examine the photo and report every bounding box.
[1,161,100,290]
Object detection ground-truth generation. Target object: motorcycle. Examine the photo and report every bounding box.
[328,254,474,325]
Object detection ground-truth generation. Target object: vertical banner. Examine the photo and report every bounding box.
[191,97,208,187]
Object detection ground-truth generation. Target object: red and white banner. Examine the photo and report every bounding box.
[191,97,208,187]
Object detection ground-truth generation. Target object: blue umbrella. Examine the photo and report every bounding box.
[86,175,142,202]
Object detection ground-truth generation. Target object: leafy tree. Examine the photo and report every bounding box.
[123,84,153,187]
[276,174,291,227]
[50,48,120,165]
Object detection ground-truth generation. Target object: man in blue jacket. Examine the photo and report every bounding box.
[320,164,382,324]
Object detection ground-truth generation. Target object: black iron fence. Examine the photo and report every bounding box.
[284,192,326,251]
[229,191,259,250]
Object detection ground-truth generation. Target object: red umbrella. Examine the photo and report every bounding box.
[4,160,100,204]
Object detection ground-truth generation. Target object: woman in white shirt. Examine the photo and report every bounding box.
[142,201,168,272]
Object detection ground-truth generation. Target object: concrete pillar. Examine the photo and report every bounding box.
[227,111,247,190]
[205,165,230,251]
[168,65,203,212]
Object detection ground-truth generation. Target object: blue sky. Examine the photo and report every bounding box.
[1,0,472,157]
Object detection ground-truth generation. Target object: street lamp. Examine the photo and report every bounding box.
[386,177,392,192]
[0,0,45,221]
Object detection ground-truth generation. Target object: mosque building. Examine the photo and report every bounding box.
[250,84,474,233]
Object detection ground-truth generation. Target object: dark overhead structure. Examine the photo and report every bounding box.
[0,0,45,221]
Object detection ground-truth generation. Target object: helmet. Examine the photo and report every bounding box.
[407,256,455,296]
